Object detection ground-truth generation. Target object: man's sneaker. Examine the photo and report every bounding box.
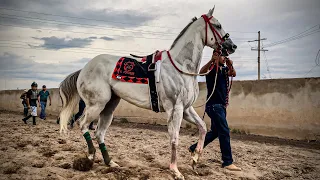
[188,146,195,154]
[22,118,27,124]
[224,164,241,171]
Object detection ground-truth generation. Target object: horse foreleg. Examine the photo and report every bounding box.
[167,105,184,180]
[183,106,207,167]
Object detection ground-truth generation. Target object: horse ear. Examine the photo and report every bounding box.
[212,5,215,13]
[207,9,212,16]
[207,6,214,16]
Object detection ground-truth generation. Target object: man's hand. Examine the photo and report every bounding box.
[49,102,52,106]
[27,105,31,109]
[226,59,233,67]
[210,52,220,63]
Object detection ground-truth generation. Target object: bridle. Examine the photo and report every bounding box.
[201,14,229,50]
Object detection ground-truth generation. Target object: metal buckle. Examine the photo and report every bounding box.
[148,63,157,71]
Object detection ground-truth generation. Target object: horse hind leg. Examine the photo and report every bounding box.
[80,90,112,161]
[95,93,120,167]
[80,104,106,161]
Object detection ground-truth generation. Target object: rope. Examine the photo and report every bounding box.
[193,64,219,108]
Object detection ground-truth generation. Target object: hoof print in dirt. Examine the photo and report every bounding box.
[55,156,64,160]
[58,139,67,144]
[73,157,94,171]
[3,164,21,174]
[0,147,8,151]
[32,161,45,168]
[94,158,102,163]
[16,141,31,148]
[100,167,138,179]
[59,163,72,169]
[42,150,58,157]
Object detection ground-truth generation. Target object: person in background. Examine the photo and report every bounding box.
[22,82,40,125]
[70,99,95,130]
[39,85,51,120]
[20,89,28,117]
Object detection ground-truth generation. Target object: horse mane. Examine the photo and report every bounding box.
[170,17,198,50]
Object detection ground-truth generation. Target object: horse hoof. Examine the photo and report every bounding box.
[108,160,120,168]
[175,174,185,180]
[170,169,184,180]
[88,154,95,161]
[192,160,197,170]
[191,153,199,169]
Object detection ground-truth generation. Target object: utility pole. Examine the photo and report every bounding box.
[248,31,268,80]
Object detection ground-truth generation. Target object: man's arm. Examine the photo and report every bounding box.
[26,91,30,107]
[226,59,236,77]
[199,60,214,74]
[26,98,30,108]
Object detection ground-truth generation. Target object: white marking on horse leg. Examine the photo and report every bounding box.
[167,106,184,180]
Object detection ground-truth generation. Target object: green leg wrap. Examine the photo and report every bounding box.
[99,143,111,165]
[83,132,96,155]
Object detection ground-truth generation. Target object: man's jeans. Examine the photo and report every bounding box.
[40,101,47,119]
[190,104,233,167]
[23,103,28,117]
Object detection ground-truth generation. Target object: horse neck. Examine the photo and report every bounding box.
[169,20,206,74]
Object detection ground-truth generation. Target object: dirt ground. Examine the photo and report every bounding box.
[0,111,319,180]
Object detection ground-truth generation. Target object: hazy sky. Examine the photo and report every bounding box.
[0,0,319,90]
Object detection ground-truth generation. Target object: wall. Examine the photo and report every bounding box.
[0,78,319,140]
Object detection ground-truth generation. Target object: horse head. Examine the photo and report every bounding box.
[202,6,237,56]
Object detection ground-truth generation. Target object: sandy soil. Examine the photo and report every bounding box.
[0,111,319,180]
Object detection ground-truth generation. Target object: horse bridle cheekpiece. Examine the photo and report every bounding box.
[201,14,230,55]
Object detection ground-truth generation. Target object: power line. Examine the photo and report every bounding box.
[0,23,174,40]
[0,43,154,55]
[0,39,151,54]
[305,49,320,77]
[261,41,272,79]
[262,52,272,79]
[0,42,258,62]
[0,7,257,33]
[265,30,320,48]
[264,25,320,48]
[0,7,177,30]
[0,22,252,42]
[0,13,178,36]
[265,24,319,47]
[0,14,254,42]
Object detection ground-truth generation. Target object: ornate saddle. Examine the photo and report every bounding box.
[112,51,163,112]
[112,51,162,84]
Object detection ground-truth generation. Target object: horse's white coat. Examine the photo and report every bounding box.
[59,8,236,180]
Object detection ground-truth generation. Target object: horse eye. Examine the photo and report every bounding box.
[216,24,221,29]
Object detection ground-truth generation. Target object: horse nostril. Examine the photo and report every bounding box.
[233,45,237,49]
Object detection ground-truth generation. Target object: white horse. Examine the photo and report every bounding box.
[59,7,237,179]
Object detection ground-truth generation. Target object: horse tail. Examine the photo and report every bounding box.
[59,69,81,133]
